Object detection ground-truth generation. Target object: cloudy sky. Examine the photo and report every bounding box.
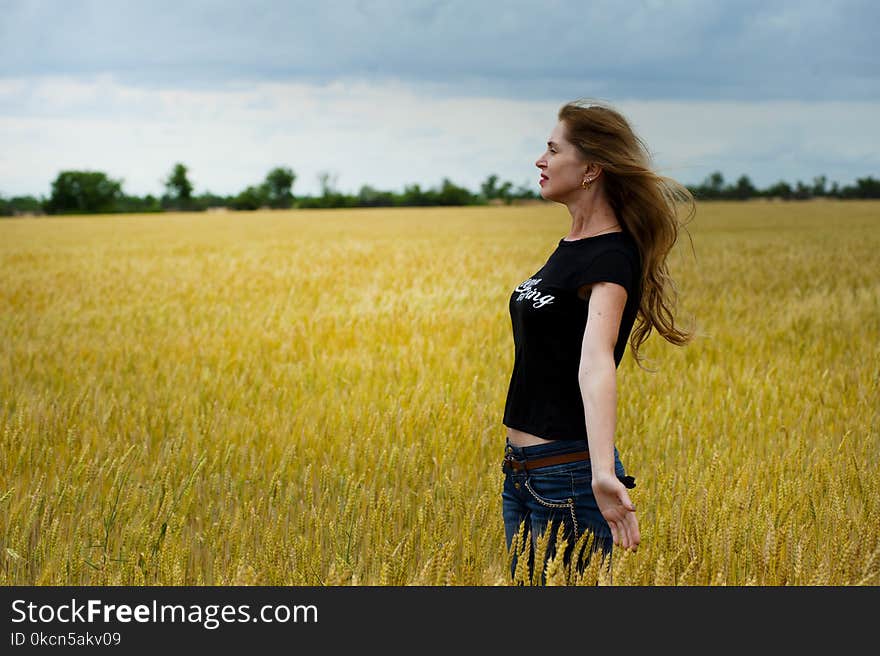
[1,0,877,198]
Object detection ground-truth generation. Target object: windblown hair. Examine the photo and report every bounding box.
[558,99,696,370]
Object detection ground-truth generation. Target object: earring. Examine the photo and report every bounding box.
[582,177,592,190]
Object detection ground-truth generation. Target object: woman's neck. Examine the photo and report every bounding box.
[565,189,620,237]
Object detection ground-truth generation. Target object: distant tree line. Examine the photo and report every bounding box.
[0,163,539,216]
[688,171,880,201]
[1,164,878,216]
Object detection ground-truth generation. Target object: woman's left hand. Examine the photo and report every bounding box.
[592,474,640,552]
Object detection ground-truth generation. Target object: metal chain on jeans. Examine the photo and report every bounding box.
[523,477,579,541]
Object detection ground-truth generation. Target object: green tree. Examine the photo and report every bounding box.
[704,171,725,198]
[356,185,394,207]
[317,171,339,197]
[231,184,269,211]
[793,180,812,200]
[498,180,514,204]
[480,174,516,204]
[46,171,124,214]
[400,183,431,206]
[854,176,880,198]
[164,162,194,209]
[436,178,473,206]
[514,181,539,200]
[766,181,793,200]
[193,190,232,211]
[481,174,499,199]
[117,193,162,213]
[264,166,296,209]
[732,175,756,200]
[0,194,44,215]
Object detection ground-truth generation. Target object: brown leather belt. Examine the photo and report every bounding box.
[502,450,590,473]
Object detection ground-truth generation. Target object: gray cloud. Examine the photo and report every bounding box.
[2,1,877,198]
[1,0,877,100]
[1,76,877,199]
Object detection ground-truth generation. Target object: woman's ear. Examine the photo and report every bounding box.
[586,162,603,179]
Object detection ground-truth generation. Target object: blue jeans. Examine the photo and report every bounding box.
[501,437,630,584]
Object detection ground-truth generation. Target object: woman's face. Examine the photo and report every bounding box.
[535,120,587,202]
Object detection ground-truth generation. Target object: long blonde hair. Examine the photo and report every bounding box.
[558,99,696,370]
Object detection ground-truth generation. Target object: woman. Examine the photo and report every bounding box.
[501,99,695,584]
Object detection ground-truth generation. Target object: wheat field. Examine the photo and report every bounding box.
[1,200,878,585]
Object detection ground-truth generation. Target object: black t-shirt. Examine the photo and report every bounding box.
[502,230,642,441]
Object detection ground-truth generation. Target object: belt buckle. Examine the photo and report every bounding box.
[502,453,518,473]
